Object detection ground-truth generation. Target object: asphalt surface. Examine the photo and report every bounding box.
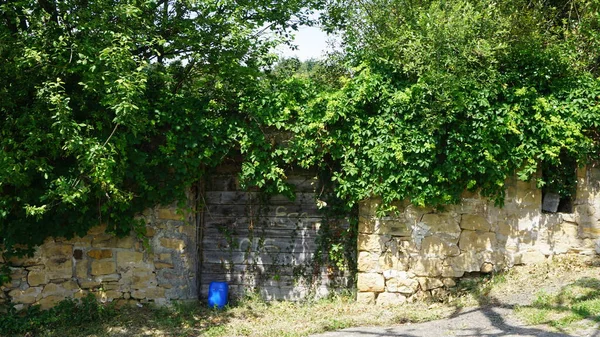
[309,306,599,337]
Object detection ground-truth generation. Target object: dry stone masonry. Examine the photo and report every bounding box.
[0,204,197,310]
[357,166,600,306]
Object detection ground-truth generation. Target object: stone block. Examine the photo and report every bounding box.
[356,292,376,304]
[27,268,47,287]
[116,236,135,249]
[91,234,117,248]
[145,227,156,237]
[421,213,461,239]
[376,292,406,306]
[132,272,158,289]
[158,208,183,221]
[87,249,113,259]
[520,251,546,265]
[386,273,419,294]
[154,262,174,269]
[357,251,380,273]
[160,238,185,251]
[480,262,494,273]
[417,277,444,291]
[357,273,385,292]
[179,225,196,238]
[37,295,63,310]
[91,260,116,275]
[358,234,388,253]
[78,279,101,289]
[158,253,172,263]
[9,287,41,304]
[379,218,412,237]
[448,251,481,274]
[460,214,491,231]
[117,251,145,270]
[410,257,443,277]
[75,260,89,279]
[458,231,496,252]
[443,278,456,287]
[378,253,409,271]
[420,236,460,257]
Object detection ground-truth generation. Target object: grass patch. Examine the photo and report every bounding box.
[0,292,453,337]
[515,277,600,331]
[0,293,116,337]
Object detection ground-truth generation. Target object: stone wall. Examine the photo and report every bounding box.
[0,204,198,310]
[357,166,600,305]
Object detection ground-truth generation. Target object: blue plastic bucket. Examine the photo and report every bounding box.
[208,281,228,309]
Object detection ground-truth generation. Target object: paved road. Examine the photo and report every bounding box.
[309,306,599,337]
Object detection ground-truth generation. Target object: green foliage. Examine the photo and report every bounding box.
[0,293,115,336]
[0,0,323,252]
[262,0,600,209]
[4,0,600,256]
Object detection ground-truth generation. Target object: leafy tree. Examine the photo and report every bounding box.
[268,0,600,208]
[0,0,322,254]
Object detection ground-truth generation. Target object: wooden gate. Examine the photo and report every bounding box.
[199,169,340,300]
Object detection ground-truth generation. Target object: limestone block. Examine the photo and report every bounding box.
[357,251,380,272]
[132,272,158,289]
[87,249,113,259]
[448,251,481,274]
[358,234,388,252]
[64,235,93,247]
[78,279,101,289]
[117,251,145,270]
[460,214,491,231]
[37,295,63,310]
[443,278,456,288]
[26,266,46,287]
[356,292,376,304]
[480,262,494,273]
[40,283,61,298]
[421,213,461,239]
[75,260,89,279]
[43,244,73,280]
[417,277,444,291]
[62,280,80,291]
[379,218,412,237]
[116,236,135,249]
[386,273,419,294]
[157,208,183,221]
[497,221,517,236]
[158,253,172,263]
[357,273,385,292]
[378,252,409,271]
[91,234,117,248]
[145,227,156,237]
[410,257,444,277]
[179,225,196,238]
[376,292,406,306]
[154,262,174,269]
[515,179,541,206]
[9,287,42,304]
[520,251,546,265]
[442,265,465,278]
[91,260,116,275]
[144,287,166,299]
[458,231,496,252]
[160,238,185,251]
[420,236,460,258]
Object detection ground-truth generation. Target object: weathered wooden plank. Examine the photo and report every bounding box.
[203,215,322,228]
[205,192,318,206]
[202,250,314,265]
[204,203,320,218]
[202,237,320,253]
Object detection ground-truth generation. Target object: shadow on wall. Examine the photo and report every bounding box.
[356,166,600,306]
